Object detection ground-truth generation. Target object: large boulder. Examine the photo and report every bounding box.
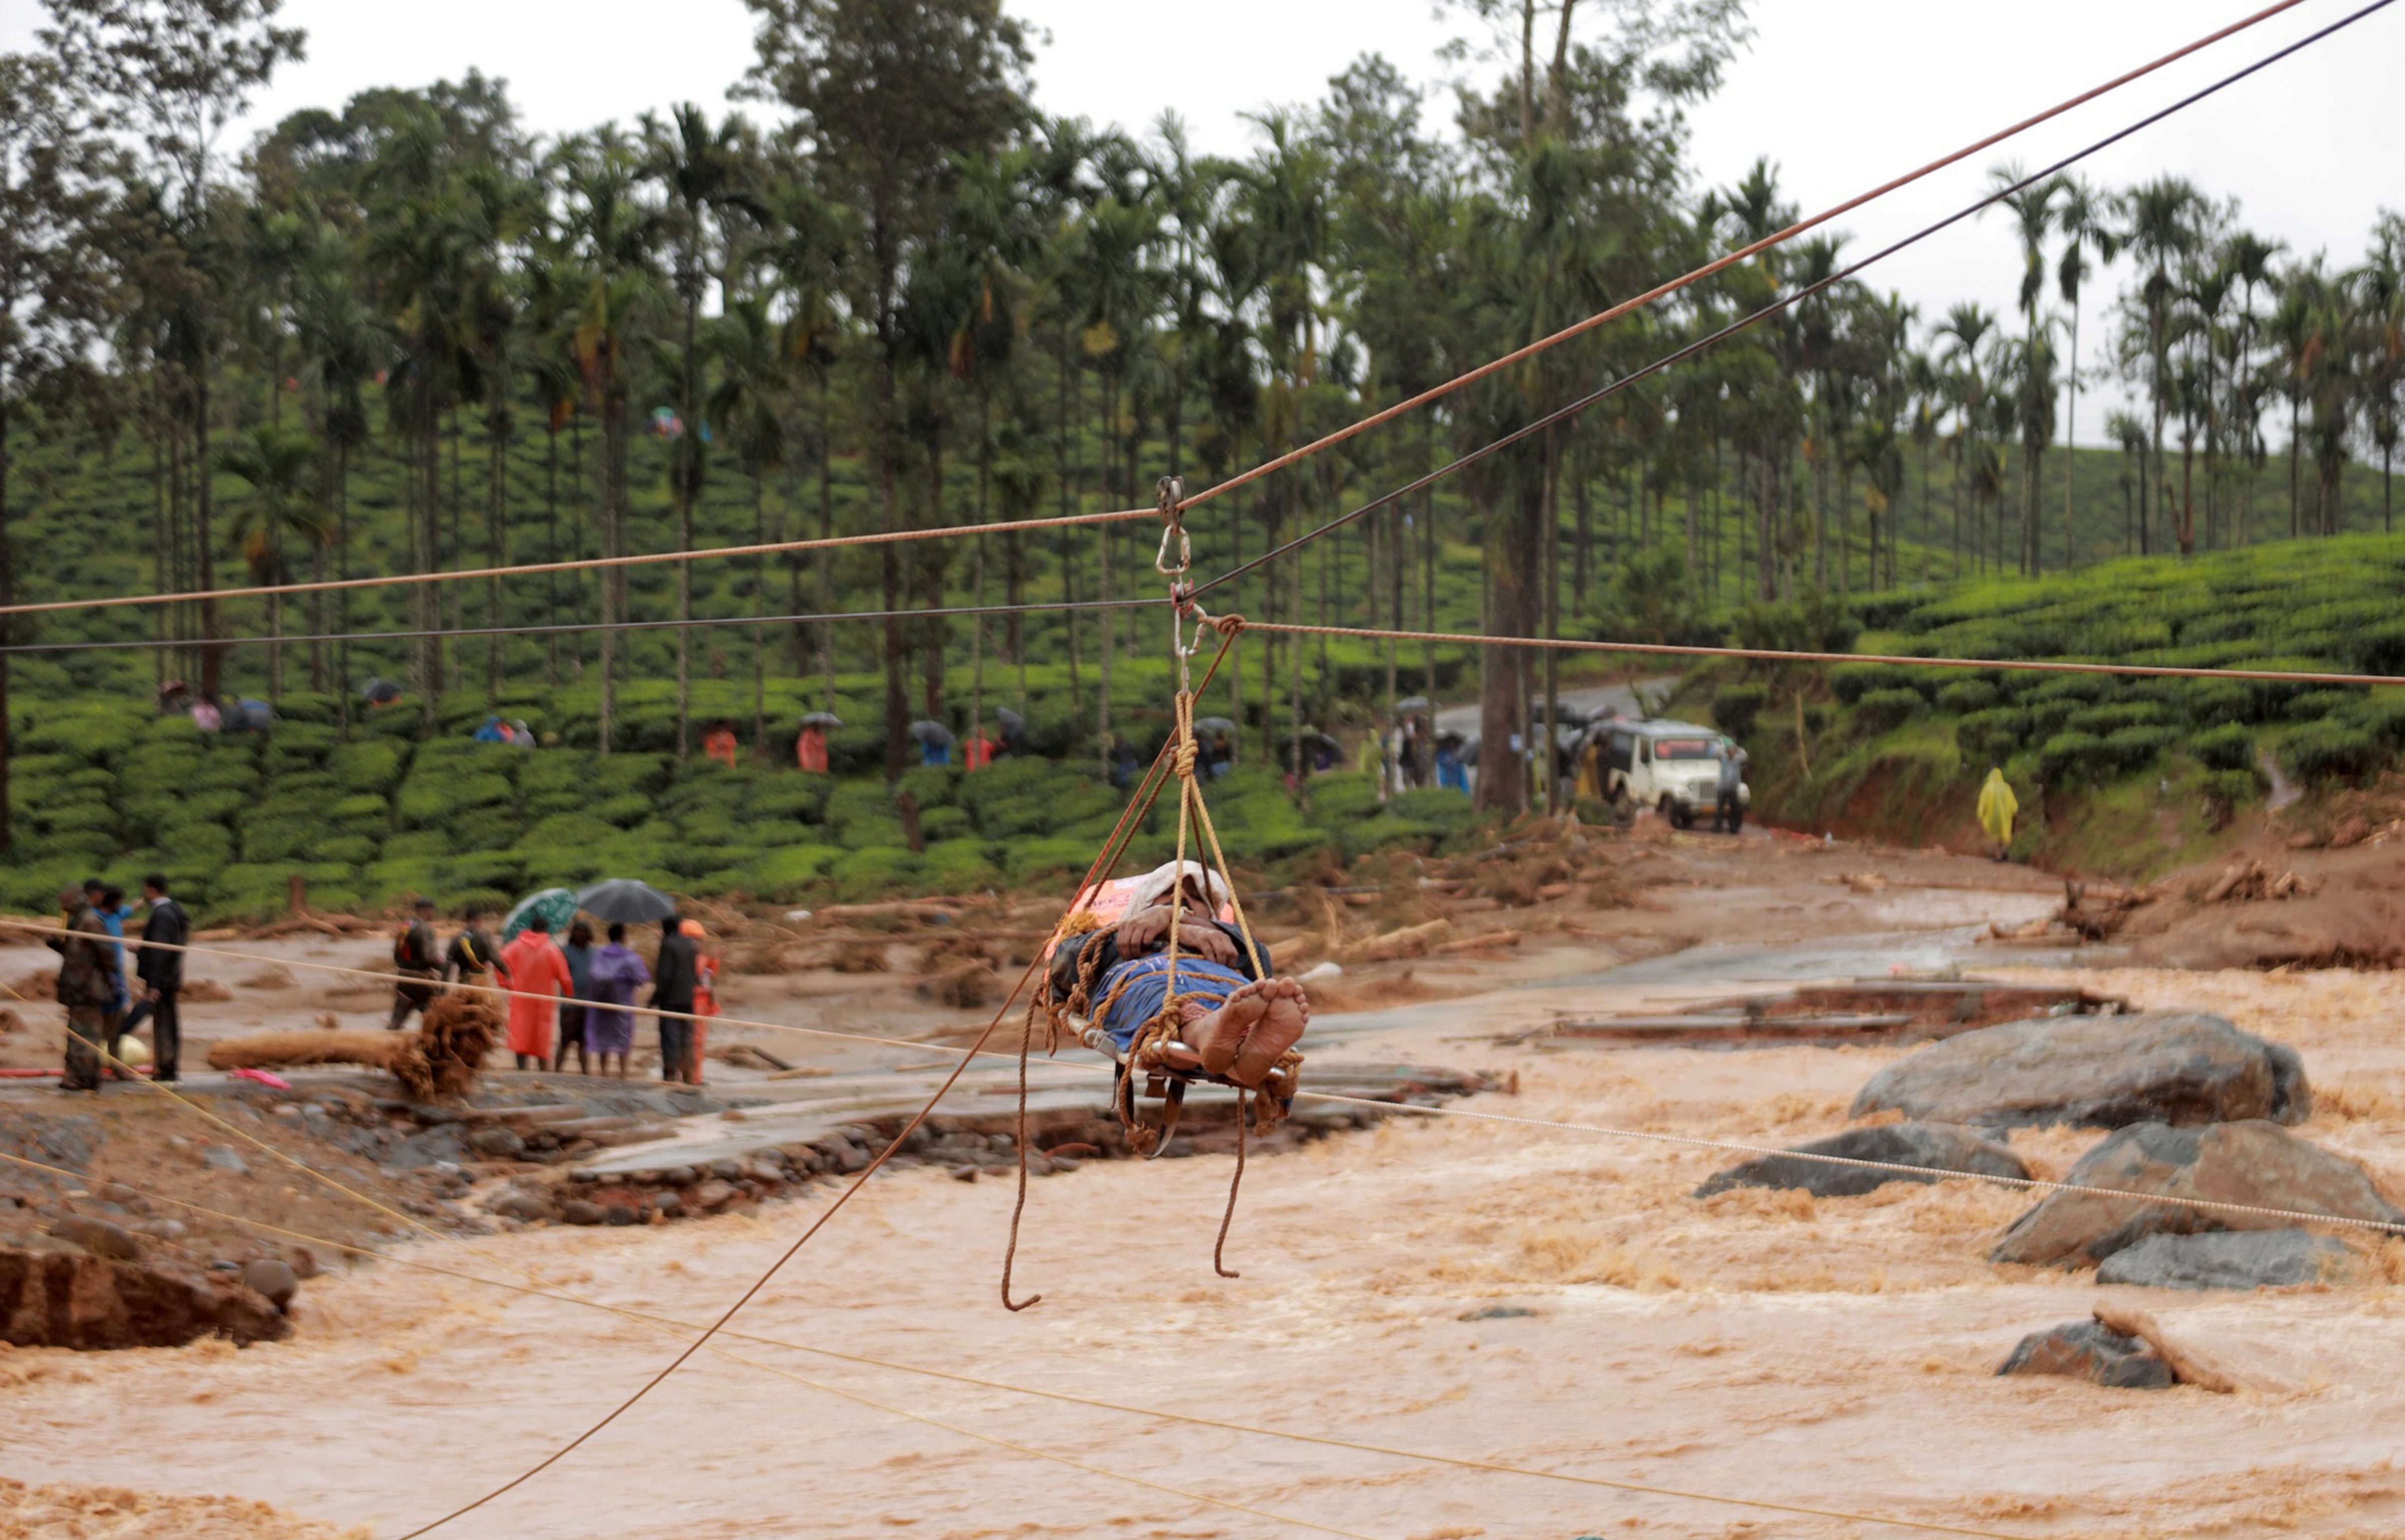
[1991,1120,2403,1267]
[1851,1012,2308,1131]
[0,1247,288,1350]
[1694,1122,2029,1198]
[1996,1321,2175,1389]
[2095,1229,2367,1291]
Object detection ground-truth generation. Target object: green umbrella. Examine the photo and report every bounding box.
[503,887,580,942]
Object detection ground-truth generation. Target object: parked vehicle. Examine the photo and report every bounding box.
[1590,719,1748,830]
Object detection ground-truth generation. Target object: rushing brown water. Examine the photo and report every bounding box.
[8,930,2405,1537]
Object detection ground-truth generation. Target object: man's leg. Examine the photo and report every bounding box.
[660,1018,691,1083]
[62,1007,104,1092]
[152,990,180,1081]
[1175,979,1309,1087]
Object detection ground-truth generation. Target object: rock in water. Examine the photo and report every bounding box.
[1851,1012,2309,1131]
[2095,1228,2366,1290]
[1996,1321,2176,1389]
[0,1247,287,1349]
[1991,1120,2403,1267]
[49,1216,143,1262]
[1694,1122,2028,1199]
[241,1259,300,1310]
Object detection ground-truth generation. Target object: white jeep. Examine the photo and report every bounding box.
[1594,719,1747,831]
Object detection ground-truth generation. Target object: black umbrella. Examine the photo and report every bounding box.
[798,711,843,729]
[909,720,956,748]
[996,707,1026,735]
[576,879,678,925]
[1394,696,1433,715]
[1457,734,1481,760]
[1195,716,1237,737]
[360,678,402,704]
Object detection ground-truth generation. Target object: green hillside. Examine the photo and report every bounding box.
[1692,533,2405,877]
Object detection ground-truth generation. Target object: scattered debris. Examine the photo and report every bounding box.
[2200,860,2318,904]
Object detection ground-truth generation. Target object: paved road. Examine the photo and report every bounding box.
[1431,675,1679,737]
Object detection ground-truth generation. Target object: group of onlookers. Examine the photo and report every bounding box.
[388,899,717,1084]
[50,875,188,1092]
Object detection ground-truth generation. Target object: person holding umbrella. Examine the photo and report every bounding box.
[910,720,955,768]
[796,712,838,773]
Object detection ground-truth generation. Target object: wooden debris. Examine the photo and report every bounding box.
[1343,918,1455,964]
[2200,860,2319,905]
[1433,931,1519,955]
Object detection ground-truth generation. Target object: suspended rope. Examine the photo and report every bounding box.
[0,505,1158,622]
[1222,619,2405,691]
[1194,0,2398,604]
[0,1148,2041,1540]
[0,1,2317,633]
[0,596,1150,655]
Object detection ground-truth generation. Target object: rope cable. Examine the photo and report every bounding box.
[1194,0,2398,602]
[0,1148,2034,1540]
[0,0,2317,632]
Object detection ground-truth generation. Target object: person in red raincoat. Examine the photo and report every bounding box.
[500,913,575,1070]
[795,723,829,773]
[681,918,720,1085]
[702,722,739,768]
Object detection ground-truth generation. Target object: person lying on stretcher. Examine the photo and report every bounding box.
[1048,860,1308,1089]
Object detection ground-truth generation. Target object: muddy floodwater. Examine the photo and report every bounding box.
[7,861,2405,1538]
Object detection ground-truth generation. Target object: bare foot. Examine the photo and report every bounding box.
[1231,977,1308,1086]
[1172,978,1307,1087]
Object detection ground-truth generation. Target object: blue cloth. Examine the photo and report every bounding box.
[921,741,950,767]
[1435,751,1468,792]
[1095,954,1250,1051]
[98,907,128,1013]
[474,717,507,743]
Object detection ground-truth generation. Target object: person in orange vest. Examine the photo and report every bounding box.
[702,722,739,768]
[681,918,720,1085]
[500,913,575,1071]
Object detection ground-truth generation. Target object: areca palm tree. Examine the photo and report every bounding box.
[643,104,760,759]
[559,126,666,754]
[709,292,788,758]
[217,424,327,701]
[1936,303,1996,572]
[2120,176,2207,554]
[2052,175,2117,542]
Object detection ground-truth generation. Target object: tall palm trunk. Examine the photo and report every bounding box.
[675,298,697,761]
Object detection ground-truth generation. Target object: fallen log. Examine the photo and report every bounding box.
[1343,918,1455,964]
[1433,931,1519,955]
[2090,1303,2236,1394]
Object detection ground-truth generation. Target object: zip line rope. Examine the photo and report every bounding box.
[0,505,1161,622]
[1163,0,2316,518]
[0,1145,2042,1540]
[0,0,2314,630]
[0,1152,1381,1540]
[1195,0,2398,604]
[1230,617,2405,690]
[0,597,1152,655]
[7,907,2398,1242]
[376,626,1225,1536]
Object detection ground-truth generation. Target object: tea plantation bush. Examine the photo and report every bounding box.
[1,686,1513,921]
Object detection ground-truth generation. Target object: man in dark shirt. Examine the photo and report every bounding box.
[389,898,441,1030]
[650,915,700,1085]
[121,875,188,1080]
[49,887,114,1093]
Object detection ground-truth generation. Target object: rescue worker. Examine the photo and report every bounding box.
[650,915,701,1085]
[500,913,575,1071]
[388,897,441,1030]
[444,904,503,991]
[50,887,114,1094]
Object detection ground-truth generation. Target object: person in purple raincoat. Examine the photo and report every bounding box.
[583,922,652,1081]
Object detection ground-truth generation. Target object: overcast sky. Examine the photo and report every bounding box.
[4,0,2396,442]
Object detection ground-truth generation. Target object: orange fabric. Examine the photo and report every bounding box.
[703,727,738,768]
[683,918,719,1086]
[963,735,997,771]
[796,727,828,773]
[500,931,574,1060]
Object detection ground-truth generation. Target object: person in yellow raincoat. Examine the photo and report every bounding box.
[1977,767,2018,861]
